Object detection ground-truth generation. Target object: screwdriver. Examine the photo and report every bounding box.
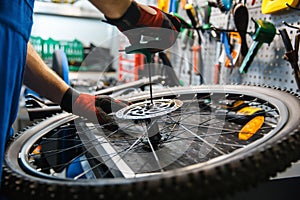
[185,3,202,45]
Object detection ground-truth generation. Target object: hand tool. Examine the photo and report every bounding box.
[185,3,204,84]
[168,0,180,13]
[158,0,170,12]
[261,0,299,14]
[224,32,241,68]
[199,1,213,30]
[217,0,233,13]
[279,28,300,90]
[233,3,249,57]
[172,13,193,29]
[178,28,193,80]
[220,31,234,68]
[191,32,204,84]
[286,2,300,10]
[185,3,202,45]
[125,45,155,104]
[181,0,187,9]
[239,19,276,74]
[214,40,222,84]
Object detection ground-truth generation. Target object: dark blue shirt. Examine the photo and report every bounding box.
[0,0,35,183]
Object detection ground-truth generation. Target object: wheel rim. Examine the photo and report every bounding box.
[18,86,289,181]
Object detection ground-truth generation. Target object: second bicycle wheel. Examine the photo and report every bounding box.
[3,85,300,200]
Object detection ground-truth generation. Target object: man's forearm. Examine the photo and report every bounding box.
[89,0,132,18]
[24,43,69,104]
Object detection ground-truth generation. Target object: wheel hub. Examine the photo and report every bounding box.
[115,99,183,120]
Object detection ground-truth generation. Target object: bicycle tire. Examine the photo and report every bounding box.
[2,84,300,200]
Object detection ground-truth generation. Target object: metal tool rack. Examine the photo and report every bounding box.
[205,0,300,93]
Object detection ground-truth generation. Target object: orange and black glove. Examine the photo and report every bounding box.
[60,88,127,131]
[104,1,181,53]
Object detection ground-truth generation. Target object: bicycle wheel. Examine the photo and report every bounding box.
[3,85,300,200]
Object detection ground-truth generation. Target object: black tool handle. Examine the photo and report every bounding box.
[279,28,298,64]
[279,28,293,52]
[279,28,300,90]
[233,3,249,57]
[186,6,202,45]
[295,33,300,53]
[186,8,198,29]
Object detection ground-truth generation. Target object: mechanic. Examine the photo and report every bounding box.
[0,0,181,191]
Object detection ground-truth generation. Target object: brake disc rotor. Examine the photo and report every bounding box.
[116,99,183,120]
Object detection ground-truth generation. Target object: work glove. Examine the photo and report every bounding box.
[60,88,127,131]
[104,1,181,53]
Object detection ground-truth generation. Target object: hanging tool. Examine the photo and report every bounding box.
[279,28,300,90]
[158,0,170,12]
[239,19,276,74]
[233,3,249,58]
[286,2,300,10]
[184,3,204,84]
[168,0,180,13]
[178,28,194,80]
[224,32,241,68]
[181,28,194,50]
[180,0,187,9]
[191,32,204,84]
[216,0,233,13]
[199,1,213,30]
[214,40,222,84]
[172,13,193,29]
[261,0,299,14]
[185,3,202,45]
[220,31,234,68]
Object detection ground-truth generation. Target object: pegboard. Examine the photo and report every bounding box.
[208,0,300,93]
[168,0,300,93]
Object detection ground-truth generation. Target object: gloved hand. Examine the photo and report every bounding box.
[105,1,181,53]
[60,88,127,131]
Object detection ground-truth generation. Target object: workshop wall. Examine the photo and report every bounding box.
[166,0,300,93]
[212,0,299,93]
[29,0,300,93]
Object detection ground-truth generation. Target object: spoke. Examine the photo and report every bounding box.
[179,121,239,133]
[166,114,218,138]
[179,124,226,155]
[75,137,137,179]
[215,142,245,148]
[73,135,153,179]
[73,126,146,179]
[146,137,164,172]
[25,90,284,181]
[33,123,142,167]
[35,137,99,157]
[35,143,100,173]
